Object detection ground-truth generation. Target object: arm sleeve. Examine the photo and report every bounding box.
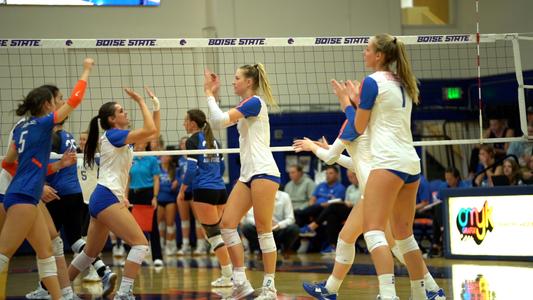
[359,77,379,110]
[336,154,354,170]
[315,138,346,165]
[106,129,130,148]
[235,97,261,118]
[207,96,230,129]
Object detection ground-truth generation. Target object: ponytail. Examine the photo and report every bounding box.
[84,116,100,168]
[203,121,216,151]
[240,63,278,110]
[372,34,419,104]
[16,86,53,116]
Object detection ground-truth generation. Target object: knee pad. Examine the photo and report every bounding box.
[166,225,175,234]
[364,230,389,253]
[158,222,165,232]
[71,250,96,272]
[71,238,86,254]
[181,220,190,230]
[335,238,355,265]
[396,235,419,256]
[127,245,149,265]
[390,244,406,265]
[52,236,64,257]
[203,223,225,251]
[258,232,276,253]
[220,228,241,247]
[37,256,57,279]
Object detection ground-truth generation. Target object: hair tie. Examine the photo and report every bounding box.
[393,37,397,44]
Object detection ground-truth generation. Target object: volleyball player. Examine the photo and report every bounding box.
[157,150,179,256]
[204,64,281,300]
[178,109,232,287]
[333,34,435,300]
[67,88,157,300]
[0,58,94,300]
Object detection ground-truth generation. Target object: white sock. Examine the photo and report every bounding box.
[424,272,439,291]
[182,238,190,246]
[118,276,134,294]
[221,264,232,278]
[410,279,426,300]
[0,253,8,272]
[378,274,396,298]
[325,275,342,293]
[61,286,73,297]
[233,267,247,283]
[263,273,275,289]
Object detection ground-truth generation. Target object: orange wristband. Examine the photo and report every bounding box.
[67,80,87,108]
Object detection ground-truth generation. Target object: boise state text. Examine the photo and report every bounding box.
[417,35,470,43]
[0,40,41,47]
[315,37,370,45]
[208,38,265,46]
[96,39,157,47]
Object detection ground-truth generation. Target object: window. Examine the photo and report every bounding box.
[402,0,452,26]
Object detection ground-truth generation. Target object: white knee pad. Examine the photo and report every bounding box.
[71,250,96,272]
[127,245,149,265]
[396,235,419,256]
[166,226,175,234]
[390,244,406,265]
[37,256,57,279]
[208,235,225,251]
[71,238,86,254]
[220,228,241,247]
[364,230,389,253]
[52,236,64,257]
[335,238,355,265]
[258,232,276,253]
[181,220,190,230]
[158,222,165,232]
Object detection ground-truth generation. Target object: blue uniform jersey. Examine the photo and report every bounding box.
[312,181,346,205]
[6,113,57,201]
[46,129,82,196]
[177,156,192,193]
[158,166,178,202]
[184,132,225,190]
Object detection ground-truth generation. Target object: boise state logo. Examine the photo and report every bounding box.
[456,201,494,245]
[288,38,294,45]
[179,39,187,46]
[65,40,73,46]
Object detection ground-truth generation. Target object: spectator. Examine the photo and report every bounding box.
[298,170,361,254]
[414,175,431,218]
[483,118,514,157]
[241,191,299,259]
[502,158,523,186]
[474,145,503,187]
[507,121,533,167]
[284,164,316,210]
[522,158,533,184]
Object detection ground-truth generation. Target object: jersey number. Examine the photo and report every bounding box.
[80,170,87,181]
[17,130,28,153]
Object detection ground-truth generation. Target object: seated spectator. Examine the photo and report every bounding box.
[298,170,361,254]
[501,158,523,186]
[432,167,466,256]
[507,121,533,167]
[474,145,503,187]
[241,190,299,259]
[414,175,432,218]
[484,118,514,157]
[284,164,316,210]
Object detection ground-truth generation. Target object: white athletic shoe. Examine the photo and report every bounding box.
[231,280,255,299]
[113,291,135,300]
[25,284,50,300]
[177,244,191,256]
[153,259,164,267]
[211,276,233,287]
[254,286,277,300]
[83,265,100,282]
[377,295,400,300]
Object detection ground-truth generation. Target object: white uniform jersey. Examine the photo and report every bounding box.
[97,130,133,201]
[364,71,420,175]
[77,157,98,204]
[235,96,280,182]
[0,118,26,195]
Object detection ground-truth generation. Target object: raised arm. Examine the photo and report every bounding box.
[124,88,157,145]
[55,58,94,123]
